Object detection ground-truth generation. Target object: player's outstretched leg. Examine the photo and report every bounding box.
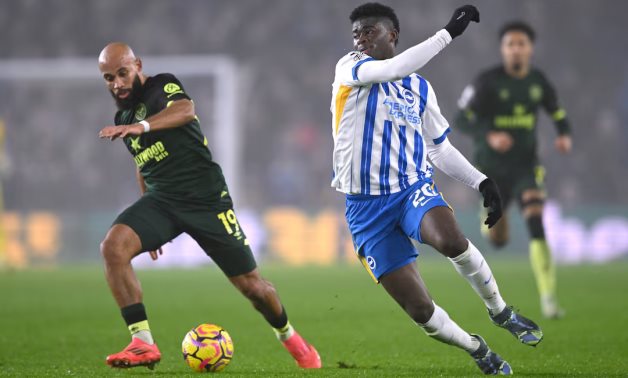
[100,224,161,369]
[522,189,564,319]
[381,263,511,375]
[421,207,543,346]
[229,269,321,368]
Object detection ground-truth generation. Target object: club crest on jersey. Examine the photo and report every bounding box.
[134,103,147,121]
[366,256,376,270]
[403,89,416,105]
[529,84,543,102]
[499,88,510,101]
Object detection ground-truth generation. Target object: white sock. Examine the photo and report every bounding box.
[132,330,154,344]
[418,304,480,353]
[273,321,295,342]
[449,240,507,316]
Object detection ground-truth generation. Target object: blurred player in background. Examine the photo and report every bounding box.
[331,3,543,375]
[97,43,320,370]
[0,119,6,268]
[455,21,572,319]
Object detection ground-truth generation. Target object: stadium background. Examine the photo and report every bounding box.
[1,1,628,376]
[2,0,626,268]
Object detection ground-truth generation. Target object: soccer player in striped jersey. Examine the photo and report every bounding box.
[331,3,542,374]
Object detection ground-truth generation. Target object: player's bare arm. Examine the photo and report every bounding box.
[98,99,195,140]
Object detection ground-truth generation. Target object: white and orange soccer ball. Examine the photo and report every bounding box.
[182,324,234,372]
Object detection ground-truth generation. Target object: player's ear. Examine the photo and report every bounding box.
[390,29,399,46]
[135,57,143,72]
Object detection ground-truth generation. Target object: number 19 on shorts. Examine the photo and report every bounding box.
[217,209,244,241]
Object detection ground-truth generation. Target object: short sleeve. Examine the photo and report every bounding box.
[149,73,192,110]
[539,71,562,116]
[334,52,374,87]
[422,81,451,146]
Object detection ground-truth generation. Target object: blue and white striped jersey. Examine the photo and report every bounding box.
[331,51,452,195]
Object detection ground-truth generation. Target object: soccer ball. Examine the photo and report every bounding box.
[182,324,234,372]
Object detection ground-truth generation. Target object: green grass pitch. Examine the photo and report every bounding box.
[1,257,627,377]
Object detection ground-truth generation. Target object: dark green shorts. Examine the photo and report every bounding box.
[113,192,256,277]
[485,165,546,209]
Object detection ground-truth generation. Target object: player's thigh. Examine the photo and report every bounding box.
[399,179,453,244]
[182,205,257,277]
[113,194,182,253]
[356,227,418,283]
[101,224,143,262]
[418,206,468,258]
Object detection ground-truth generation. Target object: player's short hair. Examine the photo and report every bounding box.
[499,21,536,42]
[350,2,400,45]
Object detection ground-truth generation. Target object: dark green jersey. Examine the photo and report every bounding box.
[455,65,570,174]
[115,73,226,203]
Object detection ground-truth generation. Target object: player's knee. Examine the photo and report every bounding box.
[432,233,468,258]
[490,238,508,249]
[488,233,509,249]
[407,299,435,324]
[100,236,131,264]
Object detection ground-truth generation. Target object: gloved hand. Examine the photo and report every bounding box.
[479,178,503,228]
[444,5,480,39]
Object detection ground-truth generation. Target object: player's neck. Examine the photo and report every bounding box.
[504,64,530,79]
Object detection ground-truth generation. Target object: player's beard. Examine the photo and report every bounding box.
[512,62,523,72]
[111,75,143,110]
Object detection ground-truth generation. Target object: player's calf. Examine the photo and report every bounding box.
[229,269,321,368]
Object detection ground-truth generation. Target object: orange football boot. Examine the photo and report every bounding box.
[281,332,321,368]
[106,338,161,370]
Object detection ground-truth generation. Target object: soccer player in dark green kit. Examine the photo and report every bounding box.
[455,22,572,319]
[97,42,320,370]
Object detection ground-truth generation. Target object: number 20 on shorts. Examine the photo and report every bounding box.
[411,183,438,208]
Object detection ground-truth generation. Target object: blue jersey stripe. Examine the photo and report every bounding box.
[398,125,408,190]
[433,127,451,145]
[417,75,428,116]
[381,82,390,96]
[401,76,412,90]
[389,82,405,99]
[360,84,379,194]
[379,120,393,195]
[352,57,375,81]
[413,130,424,174]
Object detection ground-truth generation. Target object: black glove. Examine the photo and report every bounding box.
[444,5,480,39]
[479,178,502,228]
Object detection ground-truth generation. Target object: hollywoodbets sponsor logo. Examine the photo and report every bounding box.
[133,141,169,167]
